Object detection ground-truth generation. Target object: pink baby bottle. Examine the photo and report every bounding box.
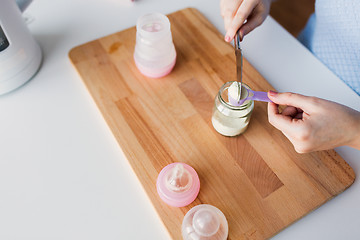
[134,13,176,78]
[156,163,200,207]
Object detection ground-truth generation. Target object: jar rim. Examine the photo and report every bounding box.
[218,81,253,110]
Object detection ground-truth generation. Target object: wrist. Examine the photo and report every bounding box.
[347,111,360,150]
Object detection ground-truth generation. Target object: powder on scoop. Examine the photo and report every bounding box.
[228,82,248,105]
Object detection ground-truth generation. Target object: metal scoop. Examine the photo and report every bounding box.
[234,31,242,101]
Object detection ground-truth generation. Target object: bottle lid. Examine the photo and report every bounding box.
[182,204,228,240]
[136,13,171,40]
[134,12,176,78]
[156,163,200,207]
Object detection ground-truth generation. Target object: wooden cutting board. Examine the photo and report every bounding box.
[69,8,355,239]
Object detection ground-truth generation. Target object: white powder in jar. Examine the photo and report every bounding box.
[211,110,249,137]
[211,82,253,137]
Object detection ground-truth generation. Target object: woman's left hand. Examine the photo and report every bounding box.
[267,91,360,153]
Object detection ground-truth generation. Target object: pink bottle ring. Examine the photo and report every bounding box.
[156,163,200,207]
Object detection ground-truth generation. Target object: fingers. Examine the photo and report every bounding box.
[221,0,241,40]
[238,16,262,39]
[238,7,267,38]
[268,102,291,127]
[224,17,232,34]
[282,106,299,118]
[267,100,279,115]
[295,112,303,119]
[267,102,297,134]
[268,102,309,153]
[221,0,270,42]
[267,91,309,133]
[268,91,316,113]
[266,91,357,153]
[225,0,259,42]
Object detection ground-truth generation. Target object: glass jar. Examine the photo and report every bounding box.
[134,13,176,78]
[211,82,254,137]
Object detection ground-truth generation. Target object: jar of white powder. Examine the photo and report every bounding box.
[211,81,254,137]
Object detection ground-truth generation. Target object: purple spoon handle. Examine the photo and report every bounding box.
[248,90,272,102]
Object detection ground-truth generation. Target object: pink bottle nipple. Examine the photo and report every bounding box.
[156,163,200,207]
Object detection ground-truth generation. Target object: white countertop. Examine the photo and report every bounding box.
[0,0,359,239]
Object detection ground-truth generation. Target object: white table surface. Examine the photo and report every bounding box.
[0,0,359,239]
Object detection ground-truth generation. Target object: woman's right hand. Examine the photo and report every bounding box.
[220,0,273,42]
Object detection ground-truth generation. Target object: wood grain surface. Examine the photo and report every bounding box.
[69,8,355,240]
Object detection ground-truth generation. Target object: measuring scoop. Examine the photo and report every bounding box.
[228,82,272,106]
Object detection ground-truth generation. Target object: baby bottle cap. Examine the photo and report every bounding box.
[182,204,228,240]
[193,208,220,237]
[156,163,200,207]
[134,12,176,78]
[136,13,170,39]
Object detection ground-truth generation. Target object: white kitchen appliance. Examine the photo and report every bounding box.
[0,0,42,95]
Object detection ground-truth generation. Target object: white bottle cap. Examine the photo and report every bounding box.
[182,204,228,240]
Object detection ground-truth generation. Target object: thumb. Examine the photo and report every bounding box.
[268,91,314,112]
